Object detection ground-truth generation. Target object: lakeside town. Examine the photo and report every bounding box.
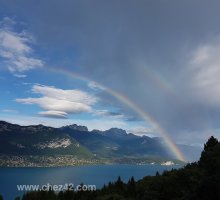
[0,155,180,167]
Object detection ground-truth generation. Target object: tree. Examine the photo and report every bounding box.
[204,136,218,152]
[199,136,220,171]
[58,191,64,200]
[115,176,123,189]
[127,176,136,197]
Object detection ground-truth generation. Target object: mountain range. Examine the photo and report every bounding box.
[0,121,202,165]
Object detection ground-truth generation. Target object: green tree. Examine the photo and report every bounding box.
[204,136,218,152]
[199,136,220,172]
[127,176,136,197]
[58,191,64,200]
[115,176,123,191]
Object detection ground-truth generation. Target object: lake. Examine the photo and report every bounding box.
[0,164,181,200]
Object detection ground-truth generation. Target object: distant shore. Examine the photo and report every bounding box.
[0,155,185,167]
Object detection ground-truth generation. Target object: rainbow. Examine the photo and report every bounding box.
[44,67,186,162]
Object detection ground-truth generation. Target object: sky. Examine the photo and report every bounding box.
[0,0,220,147]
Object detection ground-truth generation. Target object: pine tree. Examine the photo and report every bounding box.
[58,191,64,200]
[199,136,219,170]
[115,176,124,194]
[116,176,123,188]
[127,176,136,197]
[204,136,218,152]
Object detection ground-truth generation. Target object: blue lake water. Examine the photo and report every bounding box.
[0,164,181,200]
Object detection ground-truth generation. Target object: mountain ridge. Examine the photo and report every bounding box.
[0,120,201,165]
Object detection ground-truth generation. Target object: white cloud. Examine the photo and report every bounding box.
[94,109,125,119]
[189,37,220,106]
[0,17,16,28]
[0,30,31,54]
[32,84,96,105]
[13,74,27,78]
[0,17,43,73]
[2,109,18,114]
[129,126,157,137]
[39,111,68,119]
[16,84,98,118]
[88,81,106,90]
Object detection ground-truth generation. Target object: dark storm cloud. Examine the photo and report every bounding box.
[2,0,220,143]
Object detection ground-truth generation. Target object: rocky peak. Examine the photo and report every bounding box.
[104,128,127,136]
[63,124,88,132]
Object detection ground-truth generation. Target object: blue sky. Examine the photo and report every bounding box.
[0,16,147,133]
[0,62,144,132]
[0,65,146,132]
[1,0,220,145]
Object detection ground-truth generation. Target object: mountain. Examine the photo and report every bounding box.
[0,121,92,158]
[60,126,171,158]
[62,124,88,132]
[0,120,198,166]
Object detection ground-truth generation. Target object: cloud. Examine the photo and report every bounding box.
[38,111,68,119]
[13,74,27,78]
[189,37,220,107]
[94,109,124,119]
[88,81,106,91]
[2,109,18,114]
[0,17,43,73]
[3,1,220,144]
[16,84,98,118]
[129,127,157,137]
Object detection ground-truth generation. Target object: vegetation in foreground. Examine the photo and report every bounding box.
[1,136,220,200]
